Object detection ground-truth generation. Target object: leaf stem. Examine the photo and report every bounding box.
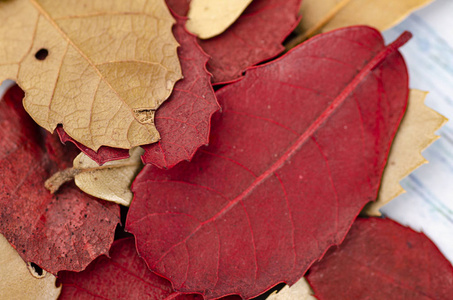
[44,161,142,194]
[44,168,81,194]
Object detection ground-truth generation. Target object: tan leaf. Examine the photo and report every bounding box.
[73,147,144,206]
[287,0,432,47]
[266,278,316,300]
[0,234,61,300]
[186,0,253,39]
[0,0,182,150]
[363,90,447,216]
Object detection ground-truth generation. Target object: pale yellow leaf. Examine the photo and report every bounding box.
[266,278,316,300]
[0,234,61,300]
[186,0,253,39]
[0,0,182,150]
[287,0,432,47]
[73,147,144,206]
[363,90,447,216]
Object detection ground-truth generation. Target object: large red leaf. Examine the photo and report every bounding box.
[58,17,219,169]
[58,238,202,300]
[126,27,411,299]
[0,85,120,274]
[167,0,302,84]
[306,218,453,299]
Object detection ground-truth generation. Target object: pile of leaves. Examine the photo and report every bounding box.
[0,0,452,299]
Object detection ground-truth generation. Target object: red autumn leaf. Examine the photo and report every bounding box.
[141,17,219,168]
[166,0,191,16]
[306,218,453,299]
[58,237,203,300]
[58,17,219,169]
[126,27,411,299]
[57,127,130,165]
[167,0,302,84]
[0,85,120,274]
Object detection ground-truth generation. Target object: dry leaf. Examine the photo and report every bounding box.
[186,0,253,39]
[306,218,453,299]
[0,234,61,300]
[126,29,411,299]
[0,85,120,274]
[287,0,432,47]
[73,148,144,206]
[363,90,447,216]
[0,0,182,150]
[58,237,202,300]
[266,279,316,300]
[45,148,144,206]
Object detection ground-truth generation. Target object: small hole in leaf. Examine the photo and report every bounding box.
[28,262,45,278]
[35,48,49,60]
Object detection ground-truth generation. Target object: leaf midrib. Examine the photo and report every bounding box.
[151,31,411,269]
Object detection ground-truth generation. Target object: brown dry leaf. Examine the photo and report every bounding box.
[0,234,61,300]
[0,0,182,150]
[363,90,447,216]
[266,278,316,300]
[287,0,432,47]
[73,147,144,206]
[73,148,144,206]
[186,0,253,39]
[45,148,143,206]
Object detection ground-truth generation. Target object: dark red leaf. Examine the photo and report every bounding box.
[57,127,130,165]
[59,17,219,169]
[166,0,190,16]
[126,27,410,299]
[141,17,220,168]
[307,218,453,299]
[0,85,120,274]
[167,0,302,84]
[58,237,203,300]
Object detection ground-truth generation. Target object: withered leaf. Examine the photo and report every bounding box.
[0,234,61,300]
[126,28,410,299]
[363,90,447,216]
[167,0,302,84]
[0,0,182,150]
[58,238,202,300]
[0,85,120,274]
[56,16,220,169]
[287,0,432,47]
[307,218,453,299]
[266,279,315,300]
[73,148,144,206]
[186,0,253,39]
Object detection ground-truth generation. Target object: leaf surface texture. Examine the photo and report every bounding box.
[73,148,144,206]
[58,238,202,300]
[0,0,182,150]
[307,218,453,299]
[0,234,61,300]
[0,85,120,274]
[126,27,410,299]
[58,17,220,169]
